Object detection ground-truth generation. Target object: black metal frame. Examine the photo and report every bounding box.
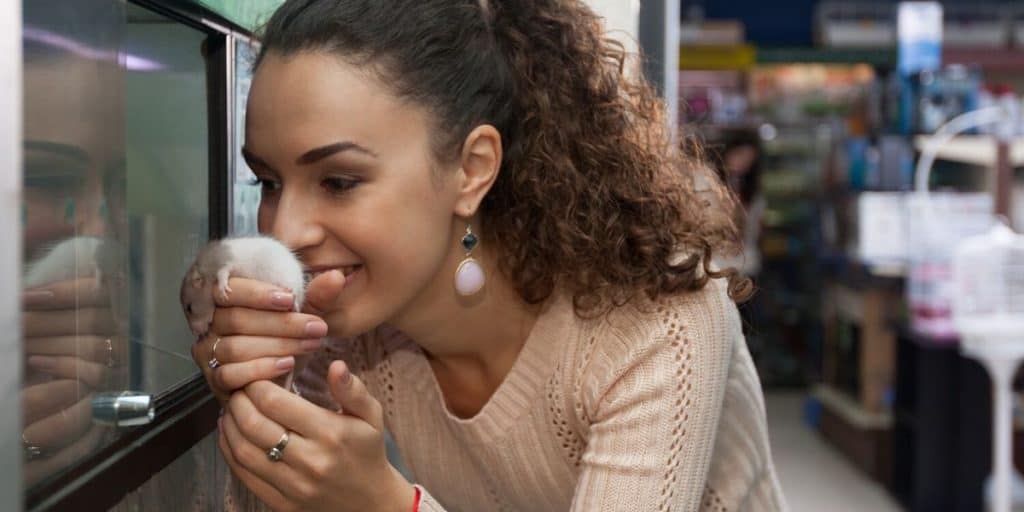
[25,1,249,509]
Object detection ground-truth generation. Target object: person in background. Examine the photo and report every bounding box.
[191,1,787,510]
[716,128,765,277]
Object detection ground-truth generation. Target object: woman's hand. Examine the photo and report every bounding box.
[23,277,119,386]
[219,360,415,512]
[21,277,115,487]
[190,277,330,406]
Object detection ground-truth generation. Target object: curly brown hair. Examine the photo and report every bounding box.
[257,0,751,317]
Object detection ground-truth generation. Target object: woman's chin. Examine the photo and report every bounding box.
[323,306,378,339]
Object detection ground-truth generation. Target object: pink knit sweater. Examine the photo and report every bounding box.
[226,279,787,511]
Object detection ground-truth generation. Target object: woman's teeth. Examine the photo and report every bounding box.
[305,266,361,281]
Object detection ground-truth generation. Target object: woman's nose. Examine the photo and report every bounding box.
[266,191,323,251]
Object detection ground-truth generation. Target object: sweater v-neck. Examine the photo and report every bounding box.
[392,293,572,443]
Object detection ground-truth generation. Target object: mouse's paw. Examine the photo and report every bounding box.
[215,267,233,301]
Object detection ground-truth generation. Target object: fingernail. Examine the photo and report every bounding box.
[270,291,294,307]
[304,321,328,337]
[23,290,54,306]
[301,339,324,352]
[340,367,352,384]
[275,357,295,370]
[27,355,56,371]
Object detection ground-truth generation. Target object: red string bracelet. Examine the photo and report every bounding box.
[411,486,422,512]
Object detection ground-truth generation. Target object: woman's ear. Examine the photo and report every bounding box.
[454,125,502,217]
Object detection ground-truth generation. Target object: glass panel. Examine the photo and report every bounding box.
[123,3,210,394]
[21,0,212,492]
[195,0,283,31]
[233,38,260,235]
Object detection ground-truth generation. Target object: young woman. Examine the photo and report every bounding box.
[191,0,787,510]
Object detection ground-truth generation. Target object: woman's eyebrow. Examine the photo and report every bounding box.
[241,147,271,170]
[296,141,378,164]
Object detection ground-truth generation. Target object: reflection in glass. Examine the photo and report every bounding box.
[234,38,260,235]
[21,0,210,491]
[123,3,209,394]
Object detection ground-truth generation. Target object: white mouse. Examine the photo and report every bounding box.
[180,235,309,393]
[24,236,106,288]
[180,235,306,335]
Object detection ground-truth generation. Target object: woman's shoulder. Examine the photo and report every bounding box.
[578,278,739,361]
[569,279,740,414]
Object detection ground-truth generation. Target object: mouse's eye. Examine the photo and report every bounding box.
[186,304,193,315]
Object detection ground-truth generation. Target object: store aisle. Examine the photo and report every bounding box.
[766,392,902,511]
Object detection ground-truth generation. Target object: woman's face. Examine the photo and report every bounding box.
[245,51,463,337]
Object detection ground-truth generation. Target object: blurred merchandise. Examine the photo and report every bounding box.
[899,66,982,135]
[1015,6,1024,48]
[679,19,745,46]
[855,192,907,268]
[898,2,943,76]
[906,192,993,341]
[942,4,1009,49]
[678,70,748,126]
[815,2,895,48]
[877,135,915,190]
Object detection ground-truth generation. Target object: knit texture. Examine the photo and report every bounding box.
[226,279,787,511]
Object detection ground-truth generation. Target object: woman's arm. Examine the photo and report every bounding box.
[571,284,736,511]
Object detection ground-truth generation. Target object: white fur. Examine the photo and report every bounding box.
[24,236,104,288]
[209,236,306,310]
[183,235,309,392]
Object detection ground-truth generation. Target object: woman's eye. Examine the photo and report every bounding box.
[248,175,281,193]
[322,176,360,195]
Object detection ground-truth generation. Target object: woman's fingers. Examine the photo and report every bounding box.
[24,424,105,488]
[328,360,383,432]
[22,277,107,310]
[302,270,346,316]
[26,355,109,388]
[213,277,298,311]
[22,392,94,452]
[225,389,320,476]
[212,357,296,394]
[220,409,312,504]
[22,307,115,338]
[24,335,118,365]
[211,307,328,339]
[218,421,294,512]
[21,380,82,426]
[209,335,324,365]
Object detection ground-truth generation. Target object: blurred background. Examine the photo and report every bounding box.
[3,1,1024,511]
[671,1,1024,511]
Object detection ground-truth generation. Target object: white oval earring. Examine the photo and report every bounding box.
[455,224,485,296]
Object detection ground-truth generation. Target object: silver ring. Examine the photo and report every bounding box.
[22,433,44,461]
[208,338,221,369]
[105,338,115,368]
[267,430,290,462]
